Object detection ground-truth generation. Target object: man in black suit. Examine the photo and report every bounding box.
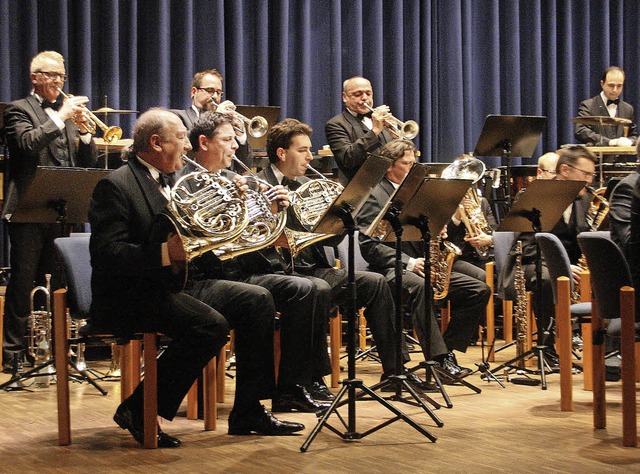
[575,66,637,148]
[609,142,640,259]
[258,118,433,390]
[498,145,595,353]
[185,112,330,414]
[325,76,394,184]
[357,139,486,376]
[172,69,252,171]
[2,51,98,371]
[89,109,303,446]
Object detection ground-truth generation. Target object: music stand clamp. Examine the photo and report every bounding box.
[491,179,586,389]
[301,154,438,452]
[473,115,546,211]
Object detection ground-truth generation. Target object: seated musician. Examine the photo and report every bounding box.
[172,68,252,171]
[498,145,595,363]
[609,141,640,259]
[182,111,331,413]
[258,118,433,390]
[575,66,637,148]
[356,139,487,377]
[89,108,303,446]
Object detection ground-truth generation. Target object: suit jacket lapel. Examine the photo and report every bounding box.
[129,157,169,216]
[186,108,198,128]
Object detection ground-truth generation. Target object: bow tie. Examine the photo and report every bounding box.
[357,112,373,121]
[281,176,300,190]
[158,173,171,189]
[42,98,62,111]
[607,98,620,106]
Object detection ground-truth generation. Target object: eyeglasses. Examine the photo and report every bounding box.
[539,168,556,175]
[197,87,224,97]
[565,163,595,179]
[36,71,68,82]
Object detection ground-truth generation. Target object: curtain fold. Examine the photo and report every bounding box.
[2,0,640,165]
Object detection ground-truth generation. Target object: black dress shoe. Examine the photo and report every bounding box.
[435,352,472,378]
[307,381,335,401]
[272,385,332,413]
[228,405,305,435]
[380,370,438,392]
[113,402,181,448]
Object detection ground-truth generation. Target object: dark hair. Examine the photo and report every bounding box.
[601,66,624,82]
[377,139,418,162]
[265,118,313,163]
[133,107,172,153]
[189,112,235,151]
[556,145,597,172]
[191,69,223,88]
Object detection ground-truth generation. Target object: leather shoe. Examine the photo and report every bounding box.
[272,384,332,413]
[435,352,472,378]
[113,402,181,448]
[228,405,305,435]
[380,370,438,392]
[307,381,335,401]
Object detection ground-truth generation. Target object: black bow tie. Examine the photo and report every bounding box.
[607,98,620,106]
[356,112,373,121]
[281,176,300,190]
[158,173,171,189]
[42,98,62,111]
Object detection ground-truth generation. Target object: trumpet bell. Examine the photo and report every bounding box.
[103,126,123,143]
[399,120,420,140]
[247,116,269,138]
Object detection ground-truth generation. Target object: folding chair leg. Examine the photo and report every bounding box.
[54,289,71,446]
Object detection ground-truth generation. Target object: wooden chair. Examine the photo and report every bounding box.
[53,236,219,448]
[578,231,638,446]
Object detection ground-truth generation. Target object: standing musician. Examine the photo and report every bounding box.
[357,139,487,376]
[89,108,303,446]
[498,146,595,361]
[2,51,98,372]
[575,66,637,148]
[258,118,432,389]
[325,76,394,184]
[183,112,331,413]
[172,69,253,172]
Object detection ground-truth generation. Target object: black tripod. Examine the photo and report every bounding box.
[301,206,438,452]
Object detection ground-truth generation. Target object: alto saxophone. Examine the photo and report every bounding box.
[431,235,461,300]
[514,240,528,368]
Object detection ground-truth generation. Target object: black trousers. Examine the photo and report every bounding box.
[94,289,228,420]
[302,268,398,376]
[3,222,66,361]
[241,273,316,390]
[185,279,276,410]
[523,263,555,346]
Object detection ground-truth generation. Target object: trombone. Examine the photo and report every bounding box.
[212,100,269,138]
[56,87,123,143]
[362,103,419,140]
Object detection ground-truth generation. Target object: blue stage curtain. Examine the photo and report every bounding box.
[1,0,639,167]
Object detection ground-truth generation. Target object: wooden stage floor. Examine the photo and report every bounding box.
[1,341,639,473]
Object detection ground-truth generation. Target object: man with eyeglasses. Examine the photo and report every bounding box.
[499,146,595,362]
[536,152,559,179]
[575,66,637,150]
[2,51,98,372]
[325,76,395,184]
[172,69,252,172]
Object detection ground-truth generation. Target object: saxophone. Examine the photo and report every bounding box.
[431,235,462,300]
[514,240,528,368]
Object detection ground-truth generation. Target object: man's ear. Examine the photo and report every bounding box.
[198,134,208,151]
[277,147,286,162]
[150,134,162,152]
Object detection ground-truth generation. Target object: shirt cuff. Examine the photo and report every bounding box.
[161,242,171,267]
[406,257,416,272]
[79,133,92,144]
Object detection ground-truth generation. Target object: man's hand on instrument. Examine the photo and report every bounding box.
[570,264,583,285]
[413,257,425,277]
[270,184,290,211]
[609,137,633,147]
[465,232,493,248]
[232,175,249,197]
[371,105,390,135]
[167,233,187,272]
[58,95,89,122]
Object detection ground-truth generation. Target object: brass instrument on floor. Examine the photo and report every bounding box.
[585,186,610,231]
[284,164,343,256]
[28,274,52,363]
[431,236,461,300]
[441,157,493,258]
[56,87,123,143]
[514,241,528,369]
[211,156,287,260]
[362,103,420,140]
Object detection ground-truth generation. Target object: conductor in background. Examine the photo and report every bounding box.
[2,50,97,372]
[172,69,253,172]
[575,66,637,148]
[325,76,394,184]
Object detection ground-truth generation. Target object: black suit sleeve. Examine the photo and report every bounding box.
[610,174,638,259]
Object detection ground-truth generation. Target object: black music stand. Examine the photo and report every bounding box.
[301,154,438,452]
[361,164,444,415]
[473,115,546,210]
[489,179,586,389]
[387,177,482,404]
[1,166,109,393]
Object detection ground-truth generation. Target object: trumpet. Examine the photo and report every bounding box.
[211,100,269,138]
[362,103,419,140]
[56,87,123,143]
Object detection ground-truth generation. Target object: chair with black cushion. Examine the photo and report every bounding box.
[578,231,639,441]
[53,235,220,448]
